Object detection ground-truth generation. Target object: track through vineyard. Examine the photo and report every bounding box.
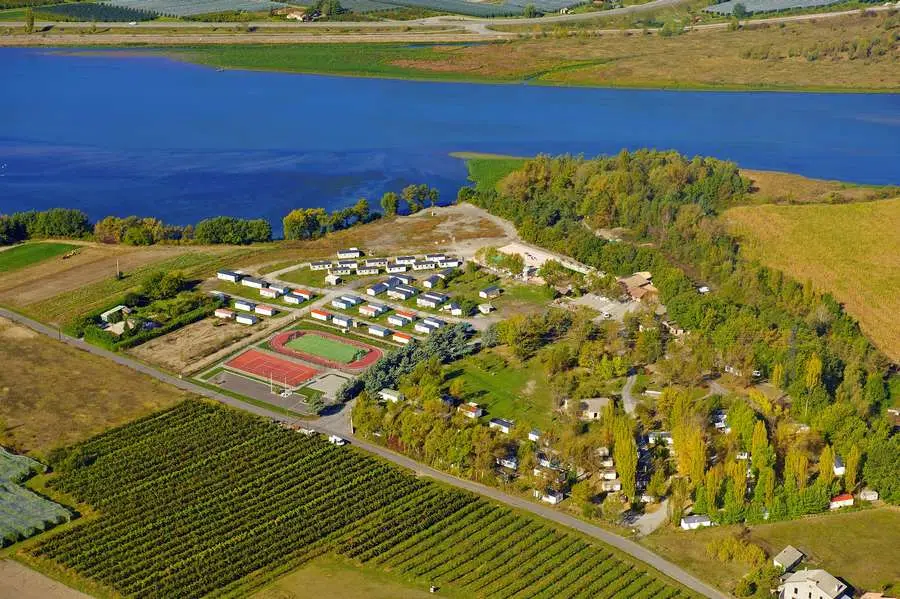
[30,401,699,598]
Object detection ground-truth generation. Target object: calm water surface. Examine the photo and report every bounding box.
[2,48,899,232]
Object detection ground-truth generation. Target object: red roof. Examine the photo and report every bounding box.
[257,305,275,312]
[311,309,330,316]
[396,311,416,318]
[294,288,312,296]
[831,493,853,502]
[393,332,412,340]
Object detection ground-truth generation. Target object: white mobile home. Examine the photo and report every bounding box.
[241,277,267,289]
[331,299,352,310]
[368,324,390,338]
[366,283,389,296]
[378,388,404,403]
[388,314,412,327]
[283,293,304,305]
[216,269,242,283]
[356,267,379,276]
[259,287,281,299]
[214,308,235,320]
[395,256,416,265]
[310,260,332,271]
[386,263,408,273]
[310,309,330,321]
[332,315,353,328]
[255,305,277,317]
[489,418,514,434]
[337,248,362,259]
[236,313,258,325]
[234,300,255,312]
[330,267,353,276]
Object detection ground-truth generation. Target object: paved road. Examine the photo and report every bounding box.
[622,373,638,414]
[0,306,727,599]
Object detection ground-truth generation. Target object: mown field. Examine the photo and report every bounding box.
[21,400,697,599]
[0,243,78,274]
[725,198,900,361]
[174,13,900,91]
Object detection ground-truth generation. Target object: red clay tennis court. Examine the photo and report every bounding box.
[225,349,318,387]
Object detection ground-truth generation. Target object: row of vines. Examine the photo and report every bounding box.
[31,400,697,598]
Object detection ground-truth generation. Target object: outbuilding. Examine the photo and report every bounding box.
[214,308,235,320]
[234,300,255,312]
[478,303,494,314]
[337,248,362,259]
[479,286,501,299]
[324,274,342,286]
[100,305,129,323]
[310,309,331,322]
[368,324,391,338]
[236,313,258,326]
[392,332,412,344]
[255,305,277,317]
[773,545,804,571]
[216,269,242,283]
[829,493,854,510]
[241,277,267,289]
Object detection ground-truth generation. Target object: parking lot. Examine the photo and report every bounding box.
[563,293,641,322]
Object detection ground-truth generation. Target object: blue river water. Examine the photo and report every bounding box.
[1,47,899,232]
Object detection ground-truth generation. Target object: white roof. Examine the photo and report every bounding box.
[774,545,804,568]
[781,569,846,599]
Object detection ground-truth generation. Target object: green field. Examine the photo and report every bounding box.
[0,243,78,274]
[22,400,697,598]
[286,333,366,363]
[461,154,527,191]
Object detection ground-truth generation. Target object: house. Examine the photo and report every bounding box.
[438,258,462,268]
[386,263,408,273]
[359,304,387,318]
[457,402,483,419]
[680,515,713,530]
[529,429,541,443]
[332,315,353,328]
[773,545,804,571]
[234,300,255,312]
[214,308,235,320]
[600,479,622,492]
[829,493,854,510]
[378,389,404,403]
[422,316,445,329]
[240,277,267,289]
[216,269,242,283]
[489,418,514,434]
[534,488,564,505]
[778,569,849,599]
[422,275,441,289]
[332,298,352,310]
[364,258,388,267]
[337,248,362,259]
[255,305,277,317]
[100,305,129,323]
[412,260,437,271]
[387,286,416,301]
[283,293,304,305]
[310,309,331,322]
[366,283,389,296]
[860,488,879,501]
[388,313,412,327]
[662,320,687,338]
[236,313,258,325]
[395,255,416,265]
[564,397,611,420]
[310,260,332,271]
[618,272,659,303]
[330,267,353,276]
[478,303,495,315]
[368,324,390,338]
[648,431,674,447]
[833,455,846,476]
[324,274,342,286]
[497,456,518,470]
[443,302,463,317]
[414,322,435,334]
[356,266,379,276]
[479,286,501,299]
[393,332,413,345]
[260,287,282,299]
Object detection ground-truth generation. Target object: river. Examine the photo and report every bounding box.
[1,47,898,230]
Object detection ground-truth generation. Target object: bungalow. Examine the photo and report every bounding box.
[600,479,622,493]
[414,322,434,334]
[478,303,495,314]
[778,569,849,599]
[534,488,564,505]
[392,332,413,345]
[356,266,379,276]
[412,261,437,271]
[234,300,256,312]
[438,259,462,268]
[395,255,416,265]
[310,309,331,322]
[528,429,541,443]
[341,294,364,306]
[422,317,445,329]
[392,274,415,285]
[479,286,501,299]
[388,313,412,327]
[833,455,846,476]
[331,299,352,310]
[259,287,281,299]
[337,247,362,259]
[293,289,313,300]
[269,284,291,295]
[497,455,519,470]
[216,269,242,283]
[324,274,342,286]
[366,283,389,296]
[422,275,441,289]
[564,397,611,420]
[359,304,386,318]
[100,305,129,323]
[310,260,332,271]
[330,267,353,276]
[255,305,277,317]
[773,545,804,571]
[214,308,235,320]
[417,295,441,309]
[388,286,416,301]
[378,389,404,403]
[368,324,390,338]
[283,293,304,305]
[385,263,408,274]
[241,277,267,289]
[338,260,357,268]
[364,258,388,267]
[332,315,353,328]
[443,302,463,317]
[489,418,514,434]
[457,402,483,419]
[680,515,713,530]
[236,313,258,326]
[829,493,854,510]
[424,253,446,262]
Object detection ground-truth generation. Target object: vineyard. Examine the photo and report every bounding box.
[30,401,696,598]
[37,2,158,21]
[1,448,71,548]
[0,447,44,482]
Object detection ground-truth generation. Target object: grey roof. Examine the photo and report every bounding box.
[781,569,846,599]
[682,514,711,524]
[774,545,804,569]
[490,417,514,427]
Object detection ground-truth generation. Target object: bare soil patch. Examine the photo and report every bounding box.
[0,560,91,599]
[128,317,253,375]
[743,169,889,205]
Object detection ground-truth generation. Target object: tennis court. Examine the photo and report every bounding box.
[285,333,365,364]
[225,349,318,387]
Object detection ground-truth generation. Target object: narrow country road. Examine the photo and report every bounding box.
[0,306,728,599]
[622,373,638,414]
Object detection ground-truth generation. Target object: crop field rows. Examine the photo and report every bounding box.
[0,482,72,548]
[339,0,584,16]
[103,0,286,16]
[30,400,696,598]
[704,0,842,13]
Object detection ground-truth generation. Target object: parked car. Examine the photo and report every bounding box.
[328,435,347,446]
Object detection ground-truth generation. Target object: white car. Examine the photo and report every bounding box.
[328,435,347,446]
[602,311,612,319]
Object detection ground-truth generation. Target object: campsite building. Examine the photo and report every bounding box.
[236,313,258,326]
[241,277,267,289]
[216,270,242,283]
[310,309,331,322]
[337,248,363,259]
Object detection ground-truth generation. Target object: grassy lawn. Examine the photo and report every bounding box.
[0,243,78,274]
[643,507,900,595]
[0,316,190,459]
[461,154,527,192]
[293,320,399,351]
[445,347,555,430]
[286,333,366,363]
[725,197,900,361]
[278,267,367,288]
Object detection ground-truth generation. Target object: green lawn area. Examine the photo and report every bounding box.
[643,507,900,595]
[0,243,78,274]
[287,332,368,363]
[278,267,369,288]
[293,320,399,351]
[461,154,527,191]
[446,347,555,430]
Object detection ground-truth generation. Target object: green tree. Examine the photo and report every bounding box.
[25,8,34,33]
[732,2,748,18]
[818,444,835,485]
[614,417,638,500]
[844,444,861,491]
[523,3,539,17]
[123,226,153,246]
[380,192,399,217]
[863,372,887,407]
[804,354,822,391]
[282,208,326,240]
[863,434,899,503]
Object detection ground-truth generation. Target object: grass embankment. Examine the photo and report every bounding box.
[171,13,900,91]
[643,507,900,594]
[0,316,190,458]
[725,197,900,362]
[460,153,527,192]
[0,243,78,274]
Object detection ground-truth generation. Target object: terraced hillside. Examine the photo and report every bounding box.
[27,400,697,598]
